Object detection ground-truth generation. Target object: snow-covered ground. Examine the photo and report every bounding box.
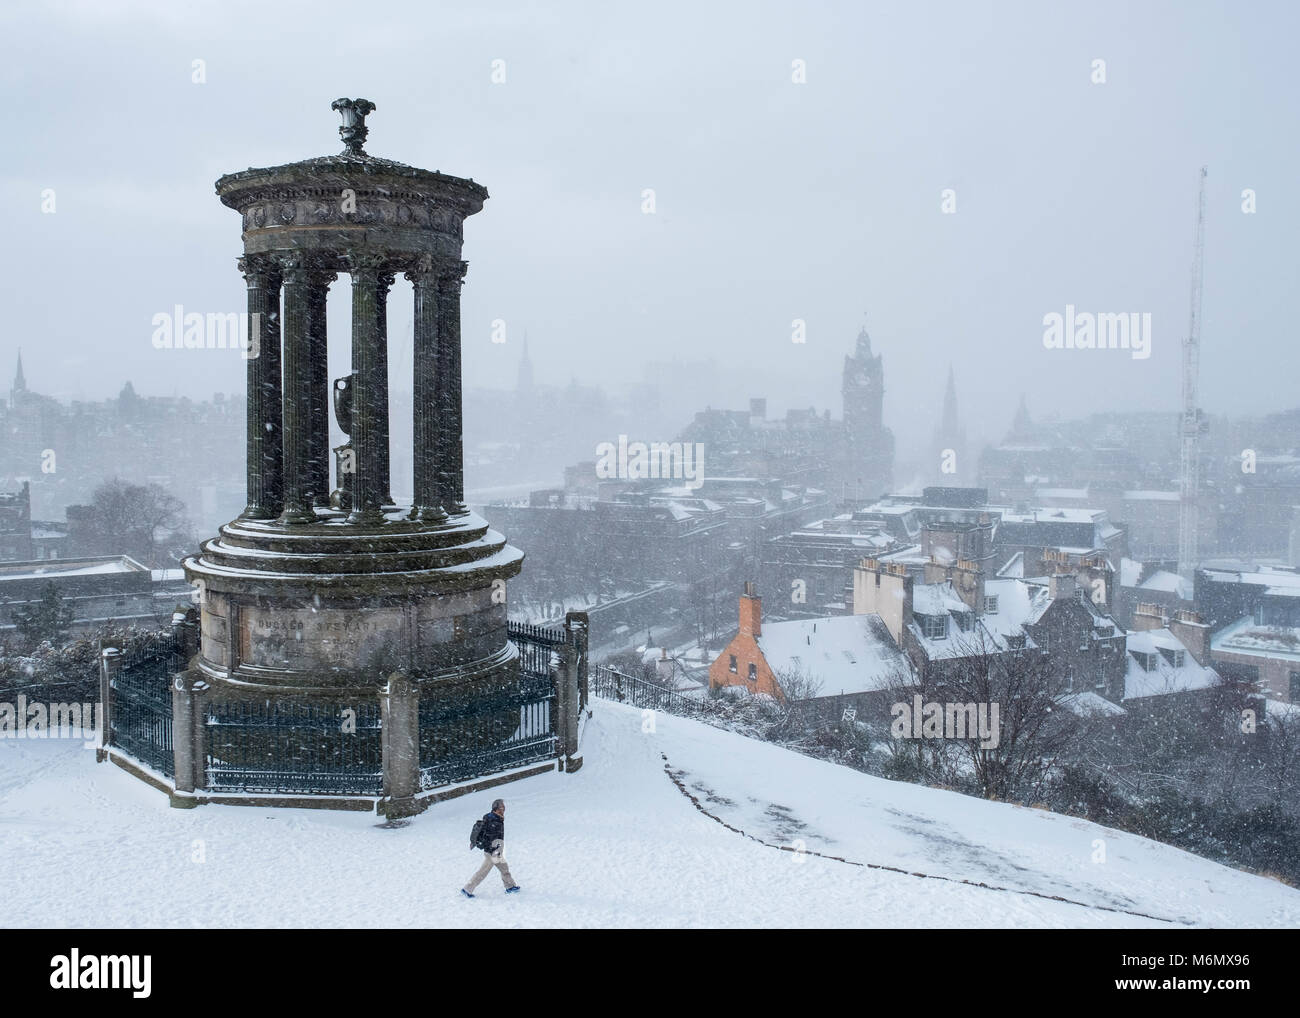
[1,700,1296,928]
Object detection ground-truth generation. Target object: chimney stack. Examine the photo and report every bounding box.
[1049,572,1076,601]
[739,582,762,637]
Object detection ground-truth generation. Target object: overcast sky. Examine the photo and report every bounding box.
[4,0,1296,455]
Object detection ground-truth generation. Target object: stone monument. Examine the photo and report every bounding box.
[181,98,525,817]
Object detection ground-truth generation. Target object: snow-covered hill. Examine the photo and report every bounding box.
[1,700,1296,928]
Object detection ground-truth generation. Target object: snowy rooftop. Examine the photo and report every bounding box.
[1202,566,1300,593]
[0,556,145,580]
[1125,628,1220,700]
[1211,616,1300,662]
[755,613,909,696]
[1060,691,1126,717]
[1138,570,1193,600]
[912,581,970,617]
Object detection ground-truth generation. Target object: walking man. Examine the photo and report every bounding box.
[462,798,521,897]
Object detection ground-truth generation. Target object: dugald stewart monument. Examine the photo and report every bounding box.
[97,98,585,818]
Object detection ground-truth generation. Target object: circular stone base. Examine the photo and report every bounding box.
[182,507,523,692]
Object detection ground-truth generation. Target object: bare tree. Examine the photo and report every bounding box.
[932,626,1079,801]
[77,478,193,568]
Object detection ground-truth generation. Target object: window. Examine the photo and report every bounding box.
[1172,650,1185,668]
[1039,631,1049,653]
[955,612,973,633]
[1132,651,1156,672]
[747,663,757,681]
[729,655,738,674]
[982,595,999,614]
[1289,671,1300,704]
[1076,587,1086,605]
[922,614,947,640]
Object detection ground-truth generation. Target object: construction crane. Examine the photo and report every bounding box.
[1178,167,1208,584]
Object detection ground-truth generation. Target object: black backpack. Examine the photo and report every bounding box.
[470,818,486,851]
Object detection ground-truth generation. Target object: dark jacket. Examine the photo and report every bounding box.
[479,811,504,851]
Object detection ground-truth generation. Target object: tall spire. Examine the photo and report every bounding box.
[940,364,959,434]
[1011,393,1031,437]
[517,331,534,392]
[856,325,872,358]
[13,349,25,392]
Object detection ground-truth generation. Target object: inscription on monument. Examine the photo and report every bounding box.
[240,607,404,673]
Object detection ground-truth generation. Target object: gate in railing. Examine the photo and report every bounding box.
[108,632,179,778]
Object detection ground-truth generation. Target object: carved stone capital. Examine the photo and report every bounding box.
[237,253,279,284]
[346,249,386,279]
[272,251,311,283]
[377,270,396,296]
[404,253,439,286]
[306,266,339,290]
[437,260,468,288]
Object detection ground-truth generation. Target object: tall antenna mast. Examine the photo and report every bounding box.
[1178,166,1207,583]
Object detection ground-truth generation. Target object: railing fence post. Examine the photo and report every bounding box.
[98,643,120,762]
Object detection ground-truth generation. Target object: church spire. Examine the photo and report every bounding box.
[1010,392,1032,438]
[516,332,534,392]
[940,364,959,435]
[13,349,25,392]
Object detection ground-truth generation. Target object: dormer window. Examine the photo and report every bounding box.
[922,614,947,640]
[982,595,999,614]
[1131,651,1157,672]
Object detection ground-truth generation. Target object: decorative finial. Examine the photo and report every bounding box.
[331,98,376,155]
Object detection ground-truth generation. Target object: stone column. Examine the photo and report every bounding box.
[435,261,468,514]
[306,267,337,509]
[238,255,283,519]
[380,672,420,818]
[406,256,447,522]
[277,254,316,524]
[348,250,387,523]
[374,270,395,507]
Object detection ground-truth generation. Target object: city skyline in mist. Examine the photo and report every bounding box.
[5,0,1297,464]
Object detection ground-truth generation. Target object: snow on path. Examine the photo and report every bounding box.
[0,701,1294,928]
[651,707,1300,927]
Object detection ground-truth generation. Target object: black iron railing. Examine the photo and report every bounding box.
[205,698,383,795]
[591,664,717,717]
[417,628,561,791]
[110,644,176,778]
